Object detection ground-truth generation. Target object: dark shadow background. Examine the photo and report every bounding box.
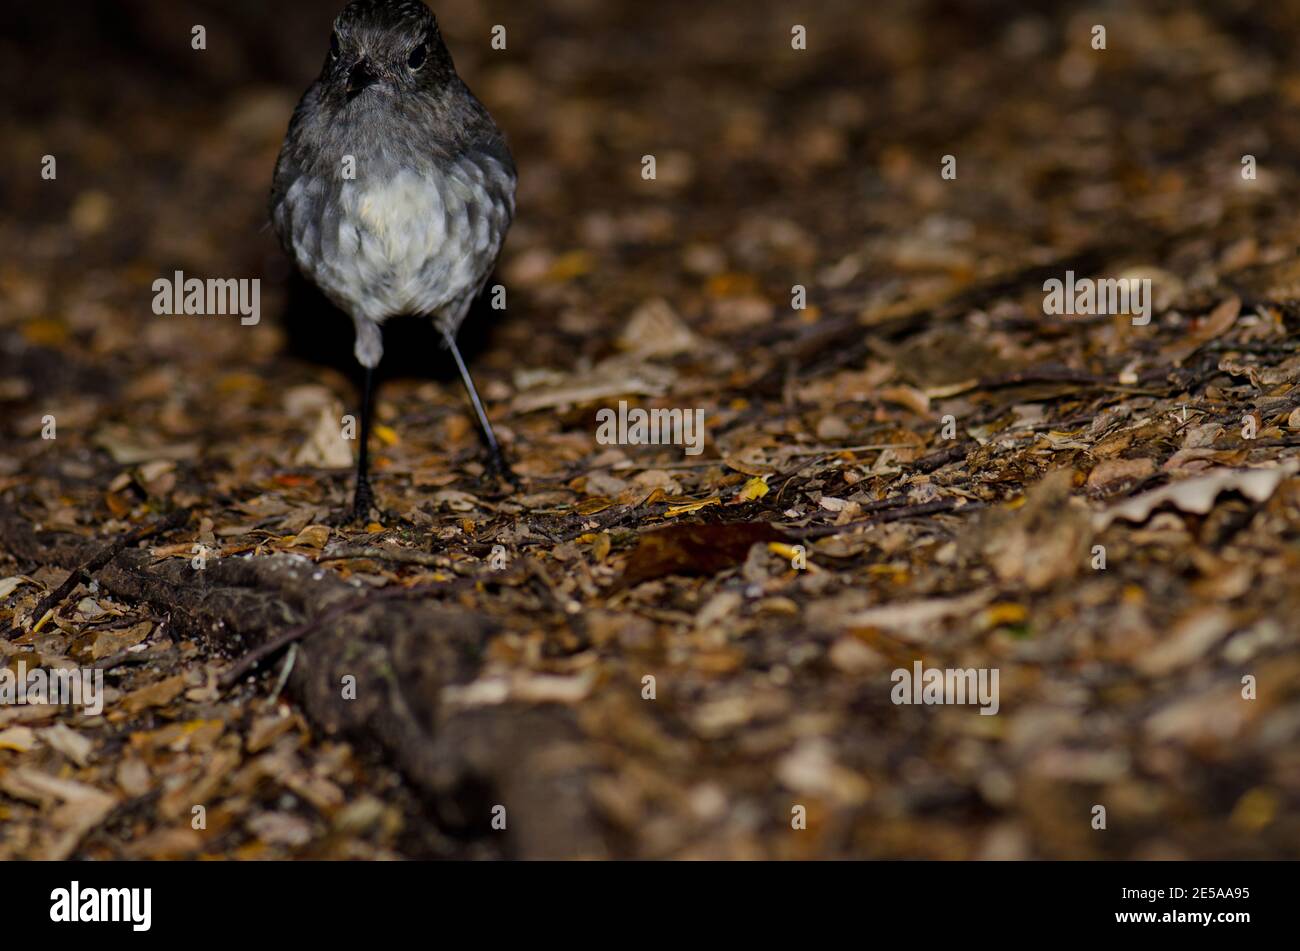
[7,0,1300,381]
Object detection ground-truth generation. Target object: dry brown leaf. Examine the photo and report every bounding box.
[0,725,38,752]
[979,468,1092,591]
[1161,296,1240,365]
[118,675,186,715]
[617,522,788,588]
[836,589,995,640]
[294,405,353,469]
[291,524,331,550]
[81,620,153,660]
[1138,608,1237,677]
[1094,462,1299,530]
[510,358,674,413]
[1086,457,1155,491]
[39,724,94,766]
[618,298,698,356]
[878,384,931,416]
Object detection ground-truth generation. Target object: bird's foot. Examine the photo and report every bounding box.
[486,447,522,491]
[346,478,378,526]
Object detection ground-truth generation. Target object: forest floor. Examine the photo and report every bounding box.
[2,0,1300,858]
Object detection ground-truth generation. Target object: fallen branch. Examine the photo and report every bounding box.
[6,508,191,640]
[91,645,176,671]
[318,545,445,567]
[0,508,609,857]
[219,585,437,688]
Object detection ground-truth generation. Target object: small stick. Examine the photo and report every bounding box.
[912,443,973,473]
[787,497,983,540]
[783,443,901,457]
[319,545,445,567]
[7,508,191,640]
[268,644,298,704]
[91,646,175,671]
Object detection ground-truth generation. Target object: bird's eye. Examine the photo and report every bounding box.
[407,42,427,70]
[329,32,340,60]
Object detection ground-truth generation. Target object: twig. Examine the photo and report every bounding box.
[268,644,298,704]
[319,545,445,567]
[785,497,983,540]
[912,442,973,473]
[939,369,1160,398]
[774,453,829,503]
[91,646,175,671]
[784,443,902,457]
[609,458,727,472]
[6,508,191,640]
[552,501,672,543]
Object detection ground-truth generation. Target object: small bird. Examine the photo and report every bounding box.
[271,0,516,522]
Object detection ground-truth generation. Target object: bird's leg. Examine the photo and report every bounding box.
[351,364,377,523]
[443,329,518,487]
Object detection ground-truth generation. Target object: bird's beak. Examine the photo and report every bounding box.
[347,59,380,98]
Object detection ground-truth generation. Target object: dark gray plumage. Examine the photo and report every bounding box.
[270,0,517,518]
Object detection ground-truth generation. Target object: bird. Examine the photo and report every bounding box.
[270,0,517,523]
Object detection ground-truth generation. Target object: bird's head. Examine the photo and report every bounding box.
[320,0,455,103]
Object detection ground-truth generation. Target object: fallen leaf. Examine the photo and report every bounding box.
[979,468,1091,591]
[118,675,185,715]
[983,602,1028,627]
[294,406,353,469]
[776,738,870,804]
[664,496,721,517]
[836,589,995,639]
[510,358,674,413]
[125,828,203,859]
[39,724,94,766]
[0,725,38,752]
[1161,296,1240,365]
[1086,457,1155,491]
[1094,463,1299,529]
[878,384,931,416]
[0,768,117,859]
[617,522,789,587]
[247,811,315,848]
[0,576,38,600]
[93,425,199,465]
[574,497,616,516]
[1137,608,1237,676]
[618,298,698,356]
[79,620,152,661]
[291,524,331,550]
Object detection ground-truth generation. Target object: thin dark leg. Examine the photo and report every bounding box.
[443,329,516,483]
[352,364,376,521]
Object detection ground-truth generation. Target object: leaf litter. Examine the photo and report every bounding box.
[0,0,1299,859]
